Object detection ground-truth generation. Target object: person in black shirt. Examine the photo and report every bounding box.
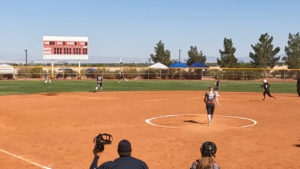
[94,75,103,92]
[214,76,220,97]
[203,86,221,126]
[90,139,148,169]
[261,79,277,101]
[118,71,128,83]
[297,77,300,97]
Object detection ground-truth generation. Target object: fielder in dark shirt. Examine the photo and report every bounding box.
[261,79,277,101]
[297,77,300,97]
[118,71,127,83]
[214,76,220,97]
[90,139,148,169]
[214,76,220,91]
[94,75,103,92]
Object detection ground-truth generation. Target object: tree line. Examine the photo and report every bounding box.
[150,32,300,69]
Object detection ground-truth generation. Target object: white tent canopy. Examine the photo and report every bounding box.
[147,62,169,79]
[0,64,15,74]
[148,62,168,69]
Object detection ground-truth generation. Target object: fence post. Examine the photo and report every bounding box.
[243,70,244,80]
[201,69,203,80]
[284,70,285,81]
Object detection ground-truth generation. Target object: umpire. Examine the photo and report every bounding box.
[297,77,300,97]
[90,139,149,169]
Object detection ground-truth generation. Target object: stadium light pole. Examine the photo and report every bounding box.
[24,49,27,78]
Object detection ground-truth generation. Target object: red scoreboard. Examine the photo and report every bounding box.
[43,36,88,60]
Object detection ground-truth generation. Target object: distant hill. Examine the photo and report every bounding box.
[0,53,286,64]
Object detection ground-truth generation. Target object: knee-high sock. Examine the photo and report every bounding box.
[207,115,211,123]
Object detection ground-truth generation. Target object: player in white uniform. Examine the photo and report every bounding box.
[45,73,51,83]
[94,75,103,92]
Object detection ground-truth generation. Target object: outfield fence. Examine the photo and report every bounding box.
[1,66,300,81]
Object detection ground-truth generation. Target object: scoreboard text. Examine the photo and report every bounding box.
[43,41,88,55]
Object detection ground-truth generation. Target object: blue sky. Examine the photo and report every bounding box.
[0,0,300,62]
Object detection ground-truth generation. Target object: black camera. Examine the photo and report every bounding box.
[93,133,113,152]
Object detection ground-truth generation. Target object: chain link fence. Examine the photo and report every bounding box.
[1,66,300,81]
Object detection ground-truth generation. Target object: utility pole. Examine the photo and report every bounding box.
[25,50,27,78]
[179,49,181,62]
[119,56,122,71]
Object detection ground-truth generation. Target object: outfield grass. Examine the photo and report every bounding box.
[0,80,298,96]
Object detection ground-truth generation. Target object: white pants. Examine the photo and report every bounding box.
[45,78,51,83]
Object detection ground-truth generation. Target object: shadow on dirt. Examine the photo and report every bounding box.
[183,120,205,125]
[293,144,300,148]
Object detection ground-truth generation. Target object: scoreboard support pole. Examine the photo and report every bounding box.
[78,59,81,75]
[51,59,54,78]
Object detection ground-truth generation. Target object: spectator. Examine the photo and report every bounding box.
[90,139,149,169]
[190,141,220,169]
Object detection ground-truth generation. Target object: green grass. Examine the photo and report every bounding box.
[0,80,298,96]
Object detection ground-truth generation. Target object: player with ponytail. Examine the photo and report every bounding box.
[190,141,220,169]
[203,86,221,126]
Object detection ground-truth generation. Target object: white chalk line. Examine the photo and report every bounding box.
[0,149,52,169]
[145,114,257,129]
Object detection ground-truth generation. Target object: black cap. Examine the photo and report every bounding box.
[118,139,131,152]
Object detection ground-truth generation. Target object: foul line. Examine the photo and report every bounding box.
[0,149,52,169]
[145,114,257,129]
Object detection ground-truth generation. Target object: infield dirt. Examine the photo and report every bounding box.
[0,91,300,169]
